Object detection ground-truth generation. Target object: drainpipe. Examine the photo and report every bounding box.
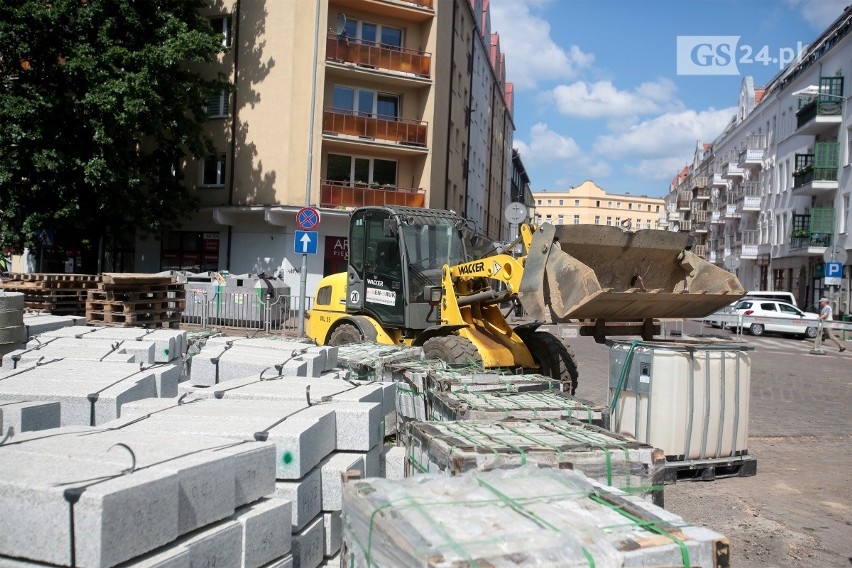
[442,0,458,211]
[225,0,241,270]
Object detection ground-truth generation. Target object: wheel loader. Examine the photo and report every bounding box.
[306,206,745,393]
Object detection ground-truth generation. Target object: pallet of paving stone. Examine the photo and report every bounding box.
[405,418,666,504]
[660,453,757,484]
[428,389,610,427]
[342,465,729,568]
[335,342,424,381]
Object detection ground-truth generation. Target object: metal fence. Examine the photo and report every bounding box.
[182,289,313,335]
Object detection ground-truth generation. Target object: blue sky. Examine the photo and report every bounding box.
[490,0,850,198]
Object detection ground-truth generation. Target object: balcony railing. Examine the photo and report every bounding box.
[320,180,425,209]
[790,232,832,251]
[694,187,711,200]
[326,34,431,78]
[693,244,707,258]
[796,96,843,129]
[677,190,691,210]
[323,108,428,147]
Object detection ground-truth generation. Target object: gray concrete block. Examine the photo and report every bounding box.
[272,467,322,532]
[112,399,337,480]
[23,337,157,365]
[180,520,243,568]
[32,324,98,339]
[0,400,61,432]
[291,516,324,568]
[234,497,292,568]
[260,555,293,568]
[365,444,382,478]
[0,453,180,567]
[0,363,159,426]
[318,553,340,568]
[114,546,190,567]
[22,314,85,338]
[322,512,341,558]
[151,364,181,398]
[383,445,407,481]
[319,453,365,512]
[86,328,185,363]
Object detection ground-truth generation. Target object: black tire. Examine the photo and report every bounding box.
[805,326,818,339]
[329,323,362,346]
[518,330,580,394]
[749,323,765,336]
[422,335,482,366]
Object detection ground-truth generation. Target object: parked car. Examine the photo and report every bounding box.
[732,300,819,339]
[704,301,740,329]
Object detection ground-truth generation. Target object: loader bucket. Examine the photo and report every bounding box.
[518,224,745,322]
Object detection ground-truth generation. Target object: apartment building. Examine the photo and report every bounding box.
[666,6,852,313]
[134,0,516,297]
[533,181,664,230]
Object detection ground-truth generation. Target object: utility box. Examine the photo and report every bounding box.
[608,340,753,461]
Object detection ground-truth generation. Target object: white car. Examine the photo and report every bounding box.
[732,300,820,339]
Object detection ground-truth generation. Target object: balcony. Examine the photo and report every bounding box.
[692,175,709,189]
[792,142,840,196]
[710,211,724,224]
[723,161,744,179]
[667,210,681,222]
[723,204,741,219]
[711,171,727,187]
[323,108,428,148]
[693,244,707,258]
[796,93,844,137]
[741,230,759,259]
[737,135,766,169]
[326,34,431,79]
[694,187,711,200]
[677,190,691,211]
[739,181,761,211]
[334,0,435,21]
[789,208,835,254]
[320,180,425,209]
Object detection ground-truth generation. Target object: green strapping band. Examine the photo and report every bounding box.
[589,493,692,568]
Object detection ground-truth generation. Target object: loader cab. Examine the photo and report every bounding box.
[346,207,467,333]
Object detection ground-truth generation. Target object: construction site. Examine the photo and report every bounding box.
[0,214,850,567]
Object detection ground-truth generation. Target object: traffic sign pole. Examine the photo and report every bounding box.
[295,207,321,338]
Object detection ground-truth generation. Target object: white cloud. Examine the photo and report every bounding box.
[489,0,594,90]
[625,157,696,182]
[516,123,582,164]
[593,107,735,159]
[785,0,849,29]
[549,79,682,119]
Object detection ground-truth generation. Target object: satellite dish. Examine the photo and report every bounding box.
[504,202,527,225]
[335,14,347,35]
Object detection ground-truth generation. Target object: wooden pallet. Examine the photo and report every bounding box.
[661,454,757,483]
[86,309,182,325]
[88,286,184,301]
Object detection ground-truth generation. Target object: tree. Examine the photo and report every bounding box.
[0,0,231,270]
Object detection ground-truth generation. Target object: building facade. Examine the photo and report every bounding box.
[666,6,852,314]
[533,181,665,230]
[131,0,516,297]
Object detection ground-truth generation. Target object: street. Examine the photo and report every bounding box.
[560,321,851,567]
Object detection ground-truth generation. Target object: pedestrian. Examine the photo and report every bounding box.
[818,297,846,353]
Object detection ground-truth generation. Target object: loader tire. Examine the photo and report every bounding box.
[519,331,579,394]
[329,323,362,346]
[422,335,483,367]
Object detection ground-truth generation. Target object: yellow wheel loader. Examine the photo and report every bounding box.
[307,206,744,393]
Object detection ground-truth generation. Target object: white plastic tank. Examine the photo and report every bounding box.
[608,339,752,460]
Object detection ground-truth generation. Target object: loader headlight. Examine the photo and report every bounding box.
[429,287,442,306]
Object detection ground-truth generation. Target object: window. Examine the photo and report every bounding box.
[210,16,232,48]
[342,18,403,48]
[617,202,622,209]
[316,286,333,306]
[628,203,633,210]
[161,231,219,272]
[842,194,850,233]
[607,201,612,208]
[615,216,621,225]
[557,215,564,225]
[647,204,652,211]
[606,216,612,226]
[574,199,580,206]
[204,91,229,118]
[655,205,660,212]
[537,199,542,205]
[559,199,564,205]
[573,215,580,225]
[547,199,552,205]
[596,200,601,207]
[326,154,397,186]
[201,155,226,187]
[332,85,399,118]
[594,215,600,225]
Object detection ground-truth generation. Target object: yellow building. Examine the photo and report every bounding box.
[131,0,516,296]
[532,181,664,230]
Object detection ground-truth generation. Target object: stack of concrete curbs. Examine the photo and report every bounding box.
[0,292,27,362]
[168,336,399,567]
[342,465,729,567]
[0,326,186,431]
[22,313,87,339]
[0,425,294,567]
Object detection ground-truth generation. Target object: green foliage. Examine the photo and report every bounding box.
[0,0,231,256]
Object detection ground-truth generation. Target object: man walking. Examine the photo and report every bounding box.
[818,297,846,353]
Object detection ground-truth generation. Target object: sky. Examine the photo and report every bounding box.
[489,0,851,198]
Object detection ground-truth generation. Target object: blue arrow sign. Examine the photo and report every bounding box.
[825,261,842,278]
[294,231,318,255]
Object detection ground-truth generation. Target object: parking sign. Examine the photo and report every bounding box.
[825,261,842,286]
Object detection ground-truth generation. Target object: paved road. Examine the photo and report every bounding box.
[553,321,851,568]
